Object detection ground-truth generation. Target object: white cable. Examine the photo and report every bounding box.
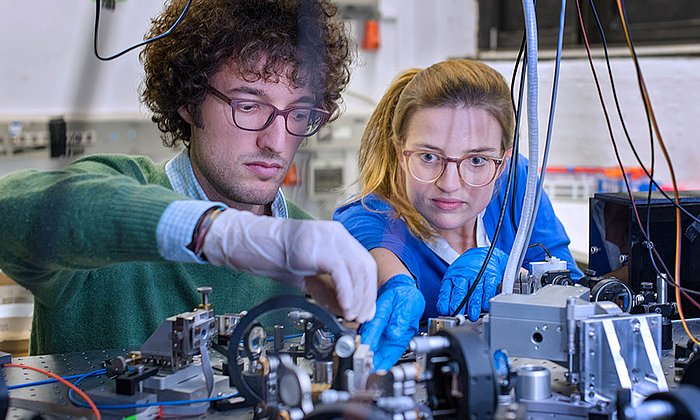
[502,0,539,294]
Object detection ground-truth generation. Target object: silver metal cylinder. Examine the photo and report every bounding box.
[390,362,419,382]
[515,365,551,401]
[334,334,355,358]
[274,325,285,352]
[319,389,350,405]
[428,316,465,335]
[409,336,451,354]
[656,273,668,304]
[313,360,334,384]
[566,297,577,381]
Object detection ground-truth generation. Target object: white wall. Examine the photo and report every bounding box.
[344,0,478,111]
[483,57,700,189]
[0,0,164,120]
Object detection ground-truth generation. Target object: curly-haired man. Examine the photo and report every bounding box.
[0,0,376,355]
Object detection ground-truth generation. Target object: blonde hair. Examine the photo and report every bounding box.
[355,59,515,241]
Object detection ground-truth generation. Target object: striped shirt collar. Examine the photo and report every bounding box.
[165,149,289,218]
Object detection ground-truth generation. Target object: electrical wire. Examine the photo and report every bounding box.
[501,0,542,293]
[586,0,700,309]
[508,36,527,235]
[452,0,552,316]
[582,3,700,227]
[528,243,552,259]
[615,0,699,344]
[6,358,242,413]
[68,368,239,411]
[266,332,304,342]
[4,363,102,420]
[519,0,567,274]
[449,135,519,316]
[578,0,700,314]
[7,369,105,390]
[575,0,700,344]
[449,20,530,317]
[93,0,193,61]
[506,0,565,268]
[585,0,700,307]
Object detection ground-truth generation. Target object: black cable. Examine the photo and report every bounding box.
[581,0,700,305]
[449,0,559,317]
[448,48,528,317]
[604,0,669,299]
[93,0,193,61]
[619,0,700,304]
[528,243,552,258]
[449,128,519,317]
[583,0,700,227]
[596,0,659,292]
[590,0,690,286]
[508,36,527,235]
[448,61,527,316]
[447,6,535,317]
[516,0,567,276]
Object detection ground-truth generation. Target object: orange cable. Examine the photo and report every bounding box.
[615,0,698,345]
[4,363,102,420]
[577,0,700,315]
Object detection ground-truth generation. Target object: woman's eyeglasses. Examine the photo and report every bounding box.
[402,149,504,187]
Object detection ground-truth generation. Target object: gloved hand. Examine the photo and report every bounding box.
[359,274,425,371]
[202,209,377,322]
[437,247,508,321]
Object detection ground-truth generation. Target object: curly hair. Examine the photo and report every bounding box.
[140,0,353,148]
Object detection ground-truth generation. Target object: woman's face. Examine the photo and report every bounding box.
[401,106,509,244]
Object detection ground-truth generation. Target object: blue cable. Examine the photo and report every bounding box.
[68,368,238,410]
[8,333,301,406]
[7,369,107,390]
[237,331,304,344]
[266,332,304,342]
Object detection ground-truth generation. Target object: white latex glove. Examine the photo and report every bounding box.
[202,209,377,322]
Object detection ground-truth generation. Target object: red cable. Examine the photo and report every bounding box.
[4,363,101,420]
[575,0,700,314]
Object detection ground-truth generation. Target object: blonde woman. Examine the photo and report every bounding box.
[334,59,581,370]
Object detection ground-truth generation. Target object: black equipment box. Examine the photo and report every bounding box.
[588,191,700,318]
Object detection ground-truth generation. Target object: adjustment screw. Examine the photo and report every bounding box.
[197,286,212,308]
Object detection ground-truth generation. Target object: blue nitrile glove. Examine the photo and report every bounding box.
[437,247,509,321]
[359,274,426,371]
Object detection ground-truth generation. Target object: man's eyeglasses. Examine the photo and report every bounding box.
[207,85,331,137]
[402,150,504,187]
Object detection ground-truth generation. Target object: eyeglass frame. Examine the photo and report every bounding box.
[401,149,506,187]
[206,85,331,138]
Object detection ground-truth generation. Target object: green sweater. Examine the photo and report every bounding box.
[0,153,307,355]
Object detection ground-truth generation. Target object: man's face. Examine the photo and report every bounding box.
[401,106,509,247]
[184,63,315,213]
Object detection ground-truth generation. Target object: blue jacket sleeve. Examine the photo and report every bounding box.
[333,195,420,274]
[484,155,584,280]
